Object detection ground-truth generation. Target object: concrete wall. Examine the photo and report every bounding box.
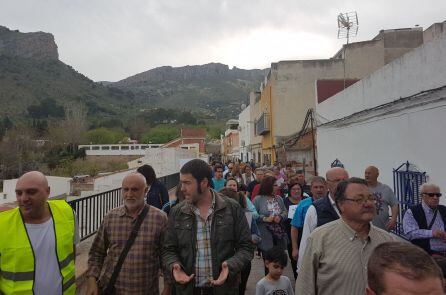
[317,36,446,200]
[2,176,72,204]
[318,36,446,122]
[424,21,446,43]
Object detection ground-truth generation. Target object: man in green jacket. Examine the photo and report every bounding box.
[162,159,254,295]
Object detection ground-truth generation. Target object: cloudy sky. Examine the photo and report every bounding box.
[2,0,445,82]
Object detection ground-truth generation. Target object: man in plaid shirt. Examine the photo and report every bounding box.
[86,172,170,294]
[163,159,254,295]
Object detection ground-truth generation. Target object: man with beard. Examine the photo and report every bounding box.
[86,173,169,294]
[163,159,253,295]
[296,178,397,294]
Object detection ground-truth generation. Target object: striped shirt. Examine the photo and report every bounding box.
[295,218,397,295]
[192,194,216,287]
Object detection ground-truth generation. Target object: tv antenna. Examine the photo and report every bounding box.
[337,11,359,89]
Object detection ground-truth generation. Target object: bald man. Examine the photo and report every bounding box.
[86,173,170,295]
[0,171,77,294]
[297,167,349,272]
[365,166,399,231]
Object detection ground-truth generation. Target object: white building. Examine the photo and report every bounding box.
[316,34,446,202]
[78,144,162,156]
[238,104,253,162]
[1,176,72,204]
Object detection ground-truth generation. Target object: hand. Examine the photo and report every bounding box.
[211,261,229,286]
[264,216,274,223]
[273,216,282,223]
[292,248,299,261]
[172,264,195,285]
[161,284,172,295]
[386,219,397,230]
[86,277,98,295]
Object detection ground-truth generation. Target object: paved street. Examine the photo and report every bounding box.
[245,252,296,294]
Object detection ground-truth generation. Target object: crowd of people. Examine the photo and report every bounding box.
[0,159,445,295]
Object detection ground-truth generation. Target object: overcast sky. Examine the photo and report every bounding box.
[2,0,445,82]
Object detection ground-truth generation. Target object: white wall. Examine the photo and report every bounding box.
[1,176,72,204]
[317,35,446,202]
[238,105,252,161]
[79,144,161,156]
[318,100,446,198]
[318,36,446,122]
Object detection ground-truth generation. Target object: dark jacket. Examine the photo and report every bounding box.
[410,204,446,254]
[162,190,254,295]
[146,179,169,209]
[314,196,339,227]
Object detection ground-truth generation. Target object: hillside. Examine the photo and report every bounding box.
[0,25,268,125]
[0,26,135,125]
[110,63,268,119]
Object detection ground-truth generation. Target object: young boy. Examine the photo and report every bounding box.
[256,246,294,295]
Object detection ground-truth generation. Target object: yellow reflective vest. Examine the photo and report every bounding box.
[0,200,76,294]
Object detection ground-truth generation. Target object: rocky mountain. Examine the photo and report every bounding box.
[110,63,268,119]
[0,26,134,125]
[0,26,58,60]
[0,25,268,125]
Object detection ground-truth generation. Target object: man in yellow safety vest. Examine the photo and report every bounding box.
[0,171,77,294]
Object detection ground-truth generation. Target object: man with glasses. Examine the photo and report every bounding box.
[296,167,348,272]
[403,183,446,255]
[296,178,397,294]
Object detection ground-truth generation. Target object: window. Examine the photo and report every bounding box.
[111,146,119,150]
[92,146,100,150]
[121,146,129,150]
[101,146,110,150]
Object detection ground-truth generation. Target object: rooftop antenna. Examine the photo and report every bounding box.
[337,11,359,89]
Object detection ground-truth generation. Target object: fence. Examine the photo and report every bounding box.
[69,172,180,241]
[392,161,427,236]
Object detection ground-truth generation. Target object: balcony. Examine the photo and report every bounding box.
[255,113,270,135]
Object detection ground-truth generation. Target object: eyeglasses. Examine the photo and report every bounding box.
[423,193,442,198]
[344,196,376,205]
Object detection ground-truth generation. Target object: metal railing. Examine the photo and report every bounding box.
[68,172,180,241]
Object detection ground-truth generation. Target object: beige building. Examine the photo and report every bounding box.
[255,27,424,167]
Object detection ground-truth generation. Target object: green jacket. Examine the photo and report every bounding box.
[162,190,254,295]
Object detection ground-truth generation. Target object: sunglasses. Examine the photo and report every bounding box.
[423,193,442,198]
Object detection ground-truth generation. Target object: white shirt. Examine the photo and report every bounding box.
[26,218,62,295]
[297,195,340,272]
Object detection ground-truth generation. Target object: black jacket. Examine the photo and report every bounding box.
[146,180,169,209]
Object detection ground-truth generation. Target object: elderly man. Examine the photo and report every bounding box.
[365,166,399,231]
[0,171,77,294]
[290,176,327,260]
[163,159,253,295]
[366,242,444,295]
[296,167,348,271]
[86,172,169,294]
[296,178,397,294]
[403,183,446,255]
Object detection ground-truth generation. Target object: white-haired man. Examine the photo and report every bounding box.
[403,183,446,256]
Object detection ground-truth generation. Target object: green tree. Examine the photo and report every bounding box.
[141,125,179,144]
[85,128,128,144]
